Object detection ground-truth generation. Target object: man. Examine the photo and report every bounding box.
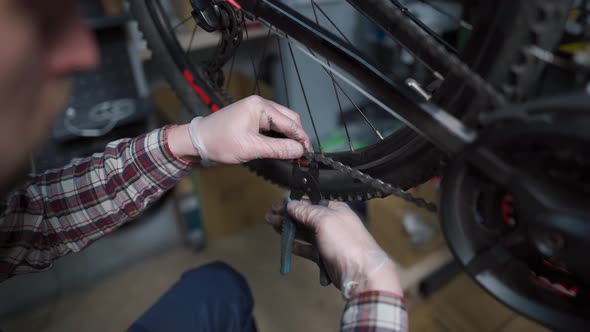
[0,1,406,331]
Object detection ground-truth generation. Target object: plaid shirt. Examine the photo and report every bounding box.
[0,126,407,331]
[342,291,408,332]
[0,126,192,280]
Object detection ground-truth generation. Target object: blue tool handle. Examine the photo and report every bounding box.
[280,199,332,287]
[280,214,296,275]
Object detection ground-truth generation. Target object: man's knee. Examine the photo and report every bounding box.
[182,261,245,284]
[180,261,253,306]
[129,262,256,332]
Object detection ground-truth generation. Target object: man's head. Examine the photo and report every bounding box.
[0,0,98,191]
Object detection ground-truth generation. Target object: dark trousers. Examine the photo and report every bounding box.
[128,262,256,332]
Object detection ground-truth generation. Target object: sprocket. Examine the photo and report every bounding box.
[441,92,590,330]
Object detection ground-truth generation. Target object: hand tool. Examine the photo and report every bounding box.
[280,157,331,286]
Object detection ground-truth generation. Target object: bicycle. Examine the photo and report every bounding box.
[129,0,589,329]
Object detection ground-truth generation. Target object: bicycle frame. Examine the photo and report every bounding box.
[236,0,475,155]
[157,2,590,328]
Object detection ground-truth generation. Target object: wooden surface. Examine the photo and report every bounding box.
[368,194,445,268]
[2,225,343,332]
[368,181,548,331]
[368,181,443,268]
[225,71,275,100]
[199,164,285,242]
[368,180,452,298]
[151,86,184,123]
[3,226,548,332]
[409,273,549,332]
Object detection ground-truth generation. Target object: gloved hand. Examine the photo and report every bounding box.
[266,200,403,299]
[187,95,312,164]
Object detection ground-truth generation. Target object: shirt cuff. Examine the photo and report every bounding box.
[131,126,194,189]
[341,290,408,332]
[163,125,200,167]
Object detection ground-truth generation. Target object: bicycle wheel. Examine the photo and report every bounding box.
[129,0,569,200]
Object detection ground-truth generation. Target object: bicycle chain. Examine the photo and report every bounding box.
[304,151,438,212]
[224,1,563,211]
[292,1,505,213]
[297,2,566,211]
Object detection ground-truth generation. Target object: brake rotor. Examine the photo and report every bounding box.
[440,95,590,330]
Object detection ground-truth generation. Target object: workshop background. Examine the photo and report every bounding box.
[0,0,548,331]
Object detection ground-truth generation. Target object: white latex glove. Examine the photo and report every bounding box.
[266,200,403,299]
[188,95,312,164]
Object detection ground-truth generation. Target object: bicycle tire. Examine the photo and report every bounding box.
[129,0,569,199]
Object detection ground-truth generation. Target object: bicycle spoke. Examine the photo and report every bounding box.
[243,20,262,95]
[313,0,458,77]
[276,37,291,108]
[186,24,198,55]
[225,50,237,91]
[171,15,193,32]
[415,0,473,30]
[332,80,354,150]
[213,34,223,55]
[253,29,274,95]
[389,0,457,54]
[311,2,354,150]
[287,41,323,153]
[261,23,386,141]
[311,0,352,45]
[329,74,384,140]
[311,51,383,140]
[291,42,388,141]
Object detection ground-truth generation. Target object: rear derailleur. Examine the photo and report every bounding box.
[189,0,243,87]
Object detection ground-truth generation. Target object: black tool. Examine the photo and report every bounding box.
[280,158,331,286]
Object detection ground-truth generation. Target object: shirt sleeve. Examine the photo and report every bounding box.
[0,126,193,281]
[341,291,408,332]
